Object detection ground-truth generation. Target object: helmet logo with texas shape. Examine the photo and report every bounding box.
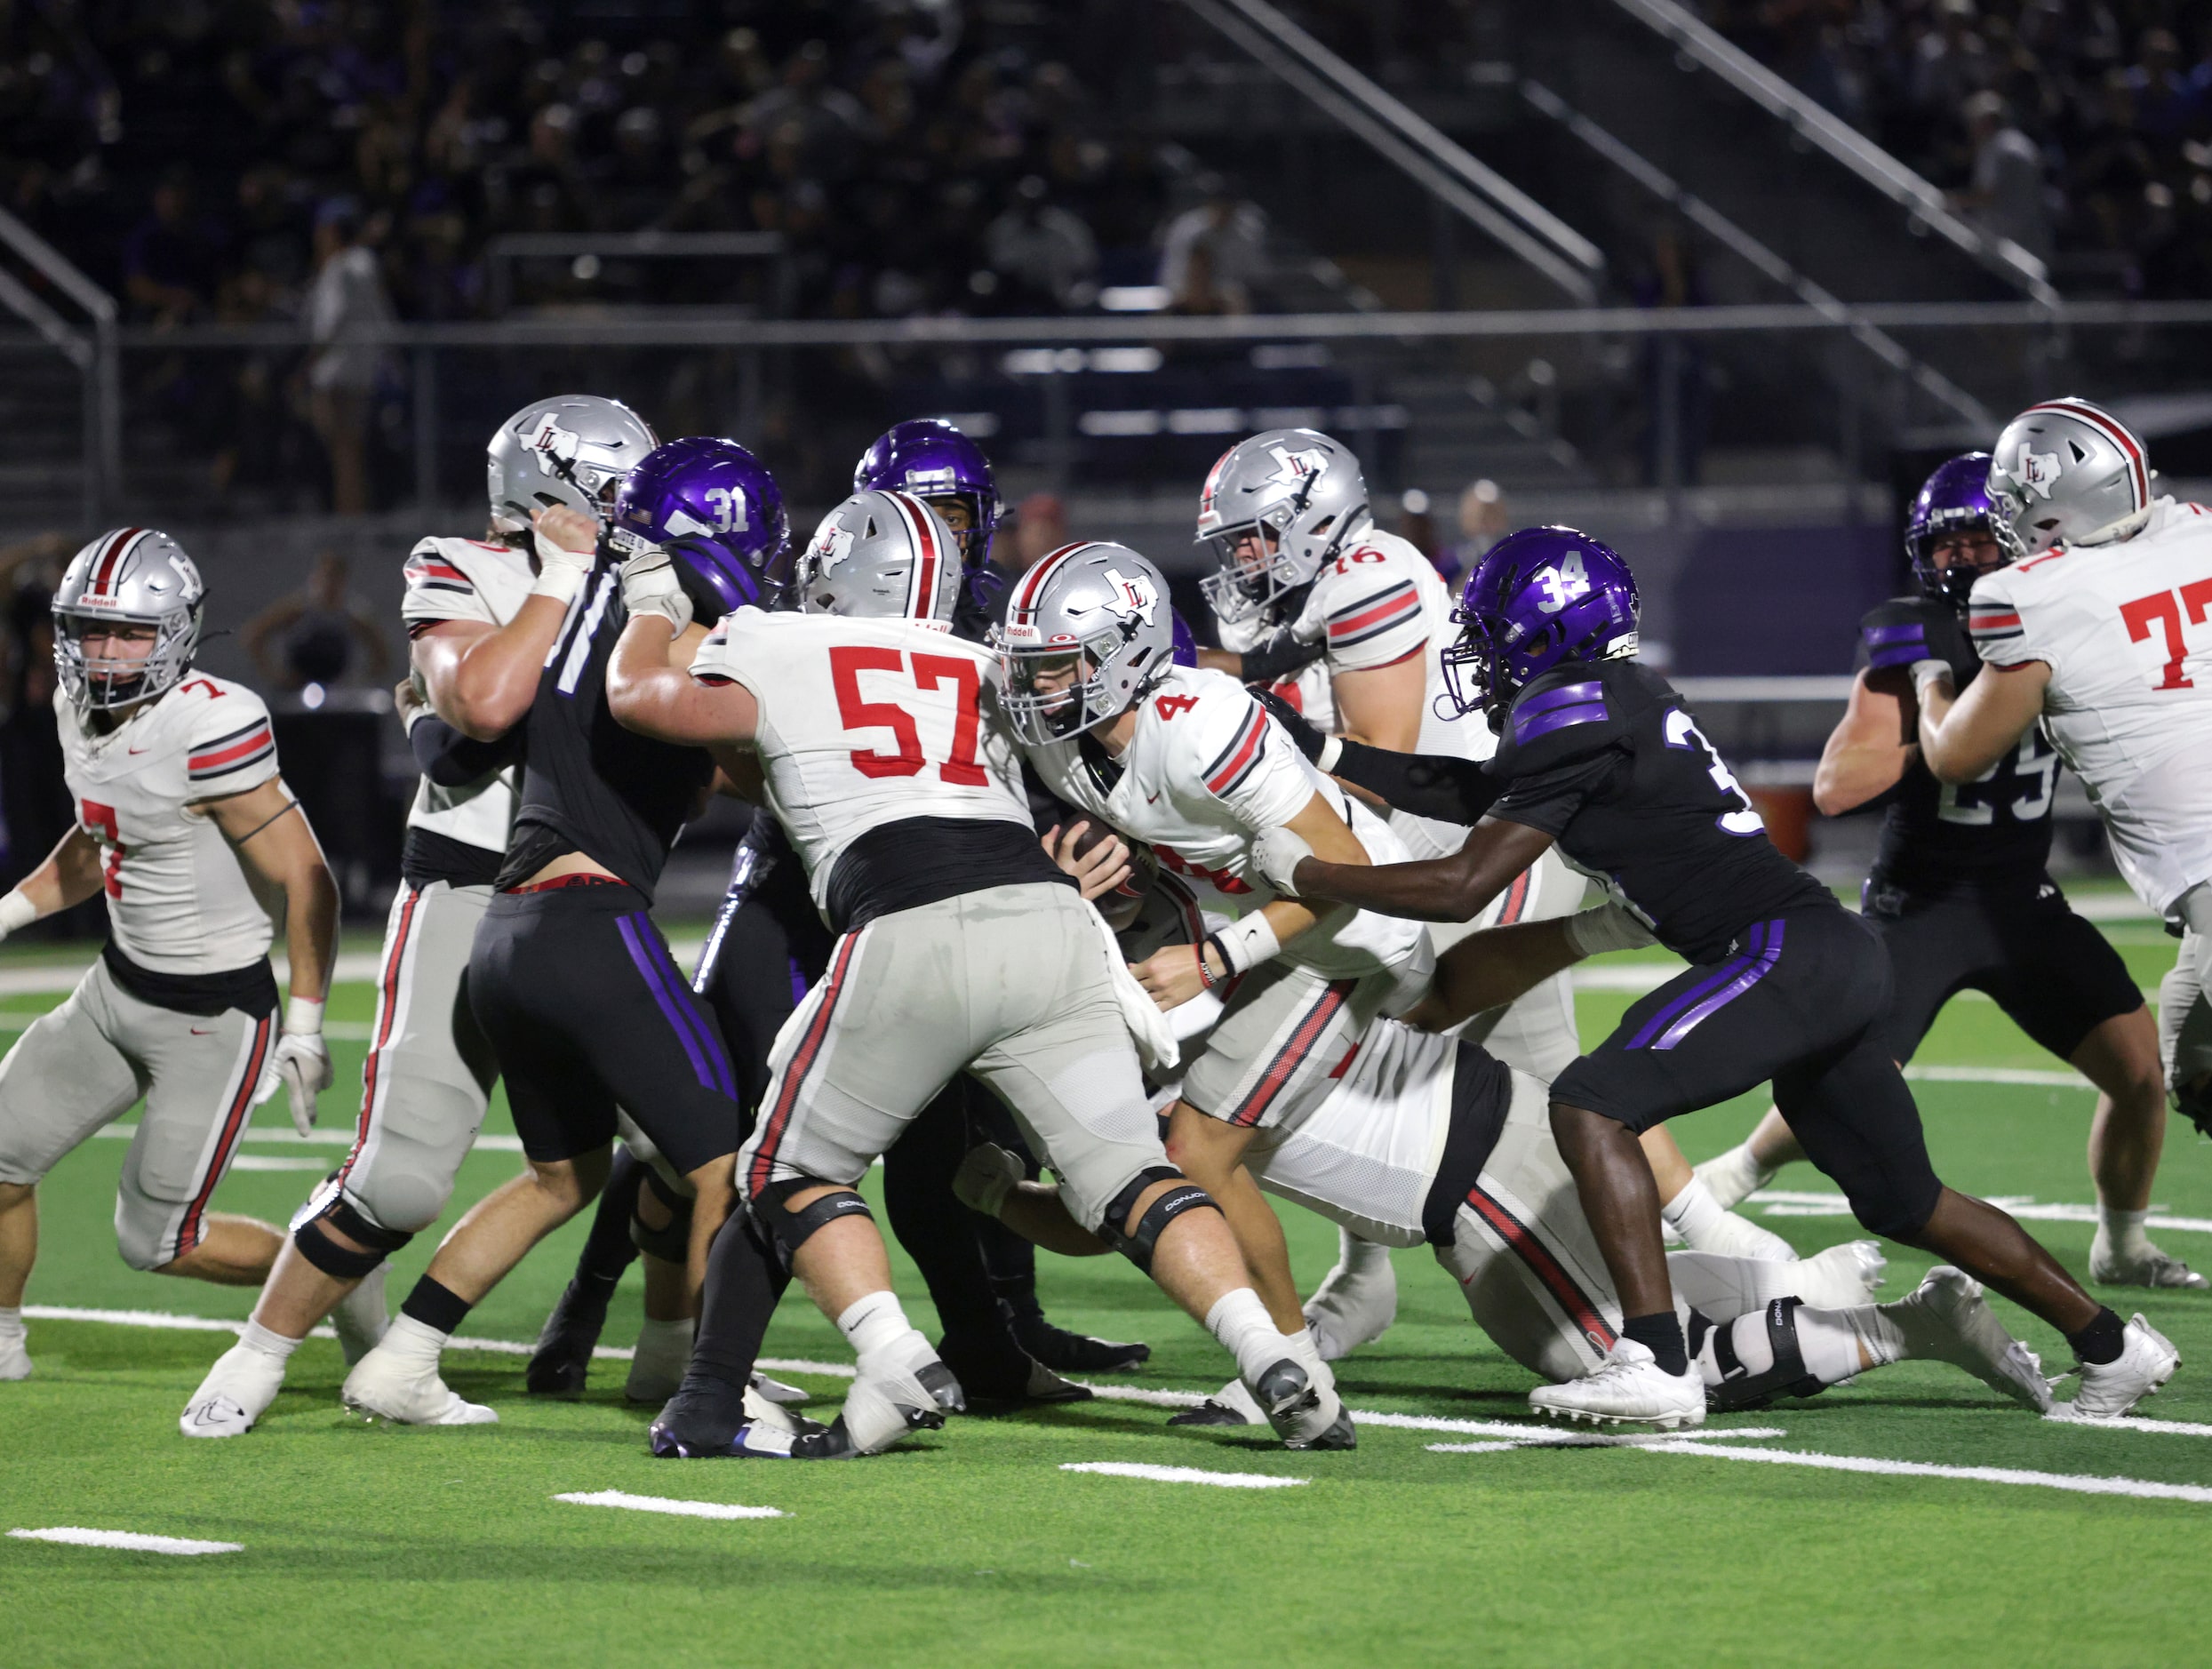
[1266,444,1329,488]
[811,523,856,572]
[528,412,579,464]
[1996,441,2063,501]
[1101,565,1158,627]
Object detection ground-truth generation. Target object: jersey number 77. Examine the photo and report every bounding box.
[828,645,987,785]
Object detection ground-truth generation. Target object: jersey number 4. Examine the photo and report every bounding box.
[2120,578,2212,690]
[828,645,987,785]
[79,799,125,898]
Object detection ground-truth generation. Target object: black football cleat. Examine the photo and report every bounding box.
[1166,1399,1253,1427]
[938,1336,1093,1410]
[526,1279,612,1397]
[1011,1314,1151,1375]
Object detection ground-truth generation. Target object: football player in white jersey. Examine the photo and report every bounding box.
[1001,542,1443,1357]
[0,529,340,1383]
[1920,400,2212,1317]
[607,491,1351,1456]
[178,400,587,1435]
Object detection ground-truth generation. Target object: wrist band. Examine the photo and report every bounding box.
[0,891,36,934]
[529,563,587,604]
[1210,912,1282,978]
[1197,938,1225,991]
[285,995,325,1037]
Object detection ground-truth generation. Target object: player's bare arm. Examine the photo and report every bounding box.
[1329,651,1426,751]
[604,611,758,747]
[1276,813,1556,925]
[7,826,108,921]
[414,505,598,739]
[1918,657,2050,784]
[201,778,339,1005]
[1812,667,1918,815]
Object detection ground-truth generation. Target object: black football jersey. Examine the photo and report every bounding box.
[495,551,715,898]
[1486,659,1832,962]
[1855,598,2057,896]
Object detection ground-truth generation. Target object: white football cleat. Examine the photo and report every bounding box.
[1302,1232,1398,1362]
[1692,1142,1779,1212]
[749,1371,811,1407]
[340,1345,497,1426]
[1790,1240,1888,1311]
[1529,1338,1706,1429]
[831,1350,966,1456]
[2056,1315,2179,1420]
[0,1331,28,1381]
[1889,1266,2051,1413]
[1249,1358,1355,1449]
[2088,1234,2209,1290]
[180,1341,290,1437]
[330,1264,390,1368]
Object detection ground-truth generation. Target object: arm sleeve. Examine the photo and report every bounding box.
[1329,739,1501,826]
[408,711,522,787]
[185,687,281,800]
[1487,750,1618,837]
[1965,570,2039,667]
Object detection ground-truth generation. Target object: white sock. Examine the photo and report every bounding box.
[1847,1299,1910,1370]
[1697,1142,1773,1210]
[0,1306,22,1345]
[378,1313,449,1371]
[1206,1288,1293,1386]
[1336,1229,1391,1276]
[635,1315,695,1352]
[1282,1325,1337,1396]
[239,1320,301,1362]
[2096,1206,2153,1260]
[836,1291,918,1365]
[1662,1176,1727,1244]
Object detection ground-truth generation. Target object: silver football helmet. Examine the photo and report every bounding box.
[1194,427,1370,626]
[52,527,206,713]
[1987,397,2153,558]
[795,490,962,625]
[996,542,1175,746]
[486,394,659,533]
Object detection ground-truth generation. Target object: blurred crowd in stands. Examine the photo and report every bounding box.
[1706,0,2212,293]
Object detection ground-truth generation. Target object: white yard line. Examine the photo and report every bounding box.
[1746,1187,2212,1236]
[1642,1440,2212,1505]
[1427,1425,1785,1454]
[553,1490,783,1520]
[89,1123,527,1154]
[8,1527,242,1554]
[1060,1462,1307,1489]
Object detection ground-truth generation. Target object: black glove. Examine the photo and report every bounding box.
[1253,686,1327,763]
[1239,624,1327,687]
[1861,595,1977,687]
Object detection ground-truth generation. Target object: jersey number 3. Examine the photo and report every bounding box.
[828,645,987,786]
[1662,711,1764,836]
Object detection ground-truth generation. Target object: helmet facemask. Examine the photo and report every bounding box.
[1912,513,2011,610]
[54,604,201,714]
[999,625,1135,747]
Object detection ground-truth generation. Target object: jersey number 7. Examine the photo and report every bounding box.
[828,645,987,786]
[80,799,125,898]
[2119,578,2212,691]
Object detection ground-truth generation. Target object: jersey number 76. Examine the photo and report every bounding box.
[828,645,987,786]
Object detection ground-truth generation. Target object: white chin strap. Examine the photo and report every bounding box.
[2073,505,2154,548]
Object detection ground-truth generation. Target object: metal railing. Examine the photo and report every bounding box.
[483,230,786,315]
[1606,0,2060,306]
[1177,0,1604,305]
[0,203,118,522]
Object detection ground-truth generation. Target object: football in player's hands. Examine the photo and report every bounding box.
[1042,819,1132,903]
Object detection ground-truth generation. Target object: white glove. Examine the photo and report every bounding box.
[1909,659,1954,704]
[619,542,693,633]
[952,1144,1025,1219]
[529,508,600,604]
[252,997,333,1137]
[0,890,36,945]
[1252,826,1314,898]
[1563,901,1657,957]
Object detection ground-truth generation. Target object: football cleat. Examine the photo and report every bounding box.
[1889,1266,2052,1413]
[1692,1142,1780,1212]
[2056,1315,2179,1420]
[827,1357,966,1455]
[525,1277,613,1397]
[1302,1234,1399,1362]
[1250,1359,1356,1449]
[1790,1240,1889,1311]
[179,1341,289,1438]
[340,1347,497,1426]
[651,1380,827,1457]
[1167,1377,1265,1427]
[1529,1338,1706,1429]
[330,1263,390,1368]
[2088,1235,2209,1290]
[751,1371,811,1407]
[1010,1314,1151,1374]
[625,1317,695,1406]
[0,1331,28,1381]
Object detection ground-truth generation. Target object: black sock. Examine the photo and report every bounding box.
[683,1209,790,1398]
[1622,1311,1689,1376]
[2067,1306,2126,1366]
[401,1274,473,1336]
[572,1146,644,1297]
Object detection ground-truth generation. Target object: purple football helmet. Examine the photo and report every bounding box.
[612,437,793,616]
[1441,526,1641,727]
[1906,451,2008,610]
[1170,606,1199,668]
[853,419,1002,571]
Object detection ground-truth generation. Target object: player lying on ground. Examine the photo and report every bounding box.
[1698,449,2195,1290]
[605,491,1352,1456]
[0,529,345,1384]
[1916,400,2212,1235]
[1253,526,2175,1425]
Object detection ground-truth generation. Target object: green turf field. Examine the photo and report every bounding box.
[2,898,2208,1667]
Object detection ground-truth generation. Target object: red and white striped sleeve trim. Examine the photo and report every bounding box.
[1201,699,1269,799]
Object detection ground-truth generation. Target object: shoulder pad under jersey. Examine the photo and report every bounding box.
[1491,659,1642,779]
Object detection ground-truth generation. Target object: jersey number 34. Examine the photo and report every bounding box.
[828,645,987,786]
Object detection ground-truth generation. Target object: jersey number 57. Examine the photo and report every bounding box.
[828,645,987,786]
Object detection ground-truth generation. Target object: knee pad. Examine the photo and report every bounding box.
[294,1190,415,1280]
[753,1177,873,1268]
[1697,1298,1826,1413]
[1098,1166,1220,1274]
[630,1163,696,1264]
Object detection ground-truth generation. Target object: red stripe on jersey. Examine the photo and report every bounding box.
[408,559,471,584]
[179,1015,272,1255]
[1203,707,1266,795]
[1461,1184,1618,1352]
[1968,611,2021,629]
[1327,586,1422,643]
[1497,867,1531,925]
[2028,399,2150,511]
[189,726,273,771]
[747,931,862,1198]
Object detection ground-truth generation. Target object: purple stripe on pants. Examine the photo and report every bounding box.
[1623,922,1772,1050]
[1635,920,1787,1051]
[644,924,737,1098]
[618,913,723,1096]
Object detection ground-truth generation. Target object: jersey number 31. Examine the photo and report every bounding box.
[828,645,987,786]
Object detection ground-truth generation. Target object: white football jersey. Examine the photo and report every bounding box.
[1242,1017,1459,1246]
[58,673,282,974]
[399,535,535,853]
[1021,663,1430,981]
[1969,498,2212,912]
[692,608,1032,911]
